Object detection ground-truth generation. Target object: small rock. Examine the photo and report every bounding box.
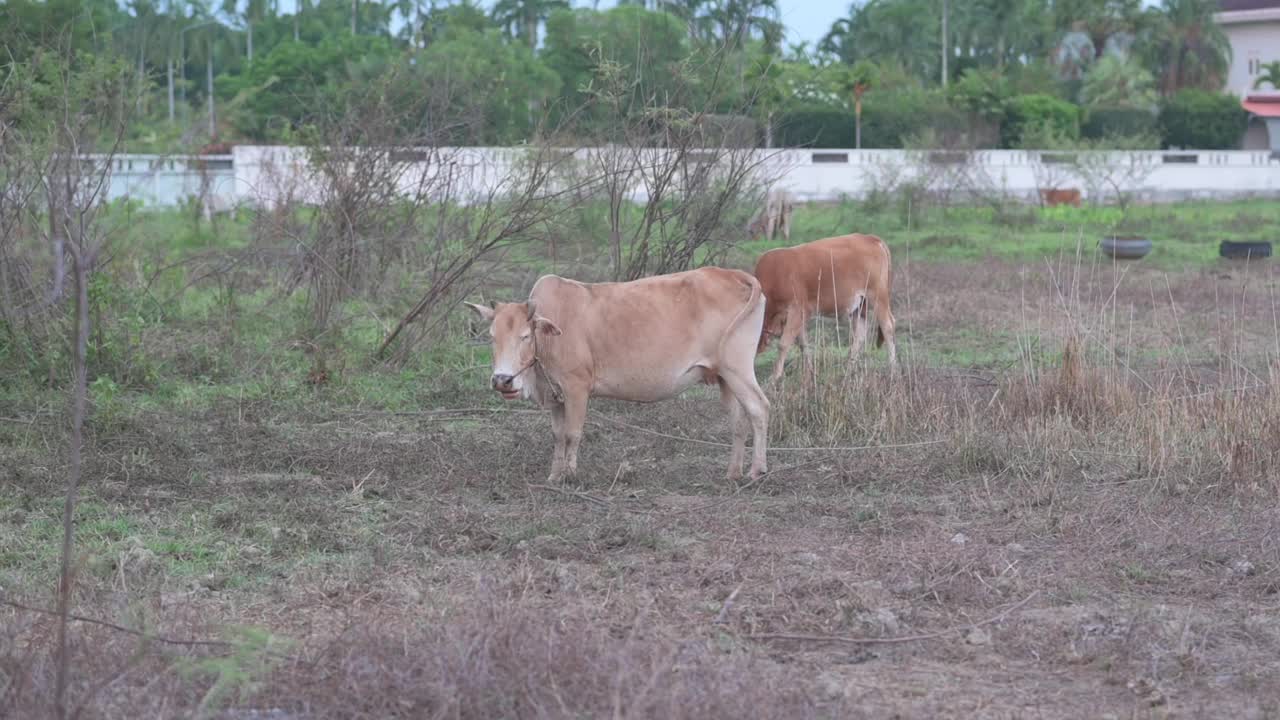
[120,539,157,573]
[817,673,848,700]
[873,607,900,634]
[950,533,968,546]
[1005,542,1027,554]
[1231,559,1256,577]
[964,627,991,645]
[1126,677,1167,707]
[201,573,230,591]
[794,552,821,566]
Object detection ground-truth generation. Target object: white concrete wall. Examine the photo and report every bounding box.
[95,146,1280,210]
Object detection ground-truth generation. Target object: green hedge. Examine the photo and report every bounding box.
[775,109,856,148]
[1157,90,1248,149]
[1081,107,1158,140]
[1001,93,1079,148]
[776,92,967,149]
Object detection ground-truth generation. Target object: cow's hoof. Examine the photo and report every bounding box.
[748,466,767,481]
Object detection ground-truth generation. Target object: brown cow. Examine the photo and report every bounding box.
[754,233,897,383]
[1040,188,1082,207]
[746,189,794,243]
[465,268,770,483]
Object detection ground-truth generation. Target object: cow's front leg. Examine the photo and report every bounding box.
[560,389,589,480]
[547,401,569,483]
[797,324,816,385]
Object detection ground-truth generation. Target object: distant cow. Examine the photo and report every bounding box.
[754,233,897,383]
[1040,188,1081,207]
[465,268,770,483]
[746,189,795,243]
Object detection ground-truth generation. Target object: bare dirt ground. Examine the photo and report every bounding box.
[4,259,1280,718]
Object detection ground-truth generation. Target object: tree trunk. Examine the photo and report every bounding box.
[414,0,422,47]
[941,0,949,86]
[765,111,774,149]
[46,182,66,304]
[247,20,254,61]
[137,45,146,112]
[54,248,91,720]
[206,43,215,138]
[351,0,358,35]
[855,95,863,150]
[167,56,175,123]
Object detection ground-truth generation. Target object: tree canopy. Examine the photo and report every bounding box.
[0,0,1245,150]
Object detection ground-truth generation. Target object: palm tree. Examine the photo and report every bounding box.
[658,0,715,42]
[1141,0,1231,96]
[841,60,879,149]
[705,0,782,52]
[1255,61,1280,91]
[221,0,265,60]
[492,0,569,49]
[1080,54,1158,109]
[822,0,938,82]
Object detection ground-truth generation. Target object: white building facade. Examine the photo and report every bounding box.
[1215,0,1280,152]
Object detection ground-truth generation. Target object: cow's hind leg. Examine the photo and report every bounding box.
[797,321,816,385]
[848,293,869,362]
[720,369,769,480]
[720,379,747,481]
[769,305,806,384]
[874,288,898,368]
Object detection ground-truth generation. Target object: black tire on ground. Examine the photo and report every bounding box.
[1219,241,1272,260]
[1099,236,1152,260]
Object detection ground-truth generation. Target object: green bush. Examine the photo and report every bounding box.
[1002,94,1080,148]
[776,88,965,149]
[775,109,855,147]
[1081,107,1158,140]
[1157,90,1248,149]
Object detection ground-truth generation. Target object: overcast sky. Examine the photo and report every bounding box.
[577,0,1165,51]
[583,0,849,49]
[266,0,1166,51]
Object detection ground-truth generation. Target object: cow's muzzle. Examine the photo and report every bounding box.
[491,373,520,400]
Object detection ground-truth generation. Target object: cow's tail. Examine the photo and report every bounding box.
[723,270,765,360]
[873,237,892,349]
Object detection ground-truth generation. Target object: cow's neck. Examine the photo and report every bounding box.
[531,361,564,406]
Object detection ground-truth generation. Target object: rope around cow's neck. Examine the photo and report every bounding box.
[508,321,564,404]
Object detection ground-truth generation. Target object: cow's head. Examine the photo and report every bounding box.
[464,300,562,400]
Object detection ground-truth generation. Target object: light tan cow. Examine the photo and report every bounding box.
[746,189,794,243]
[754,233,897,383]
[465,268,770,483]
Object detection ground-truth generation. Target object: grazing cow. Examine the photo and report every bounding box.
[1040,188,1082,207]
[746,189,794,243]
[465,268,770,483]
[754,233,897,383]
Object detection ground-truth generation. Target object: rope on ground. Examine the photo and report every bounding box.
[746,590,1039,646]
[595,414,947,453]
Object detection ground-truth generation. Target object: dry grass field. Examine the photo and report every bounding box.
[2,201,1280,718]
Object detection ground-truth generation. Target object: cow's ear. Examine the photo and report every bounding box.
[533,316,562,336]
[463,302,495,321]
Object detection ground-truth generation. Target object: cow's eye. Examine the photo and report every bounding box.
[519,333,531,341]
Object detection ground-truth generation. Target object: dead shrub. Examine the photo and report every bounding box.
[1,600,817,719]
